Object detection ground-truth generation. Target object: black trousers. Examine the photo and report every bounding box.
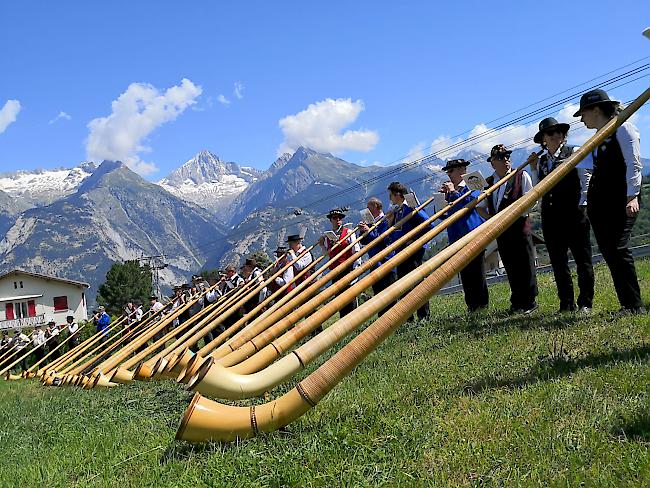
[542,206,594,310]
[497,220,538,310]
[396,249,430,320]
[459,250,489,311]
[588,204,642,309]
[371,267,397,317]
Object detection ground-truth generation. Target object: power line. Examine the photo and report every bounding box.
[158,65,650,264]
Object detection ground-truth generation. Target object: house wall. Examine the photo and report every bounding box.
[0,273,88,328]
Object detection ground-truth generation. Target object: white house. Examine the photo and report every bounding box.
[0,269,89,331]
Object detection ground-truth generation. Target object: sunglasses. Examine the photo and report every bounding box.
[492,153,510,161]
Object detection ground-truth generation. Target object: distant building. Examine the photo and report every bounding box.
[0,269,89,331]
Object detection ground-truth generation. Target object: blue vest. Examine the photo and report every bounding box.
[442,186,485,244]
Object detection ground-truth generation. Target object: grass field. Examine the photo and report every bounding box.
[0,260,648,487]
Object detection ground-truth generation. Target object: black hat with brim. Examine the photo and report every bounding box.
[533,117,571,144]
[275,246,289,254]
[286,234,302,242]
[573,89,620,117]
[487,144,513,162]
[441,159,470,172]
[326,208,346,219]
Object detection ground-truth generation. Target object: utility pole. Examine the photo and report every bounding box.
[139,254,168,298]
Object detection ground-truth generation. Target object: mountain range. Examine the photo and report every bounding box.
[1,147,648,304]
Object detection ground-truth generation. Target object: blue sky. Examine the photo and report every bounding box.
[1,1,649,179]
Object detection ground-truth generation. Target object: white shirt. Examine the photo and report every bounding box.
[274,264,295,287]
[150,301,164,314]
[485,169,534,216]
[67,322,79,335]
[615,122,643,197]
[33,330,46,347]
[289,245,313,272]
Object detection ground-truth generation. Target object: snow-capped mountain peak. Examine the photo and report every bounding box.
[157,150,262,219]
[0,162,97,207]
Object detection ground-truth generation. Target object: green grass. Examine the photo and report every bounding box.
[0,260,648,487]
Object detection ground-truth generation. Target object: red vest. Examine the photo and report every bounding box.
[327,227,355,270]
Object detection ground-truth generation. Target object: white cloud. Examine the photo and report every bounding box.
[234,81,244,99]
[48,111,71,125]
[0,100,21,134]
[85,78,202,176]
[405,142,427,163]
[278,98,379,155]
[425,103,597,159]
[217,94,231,105]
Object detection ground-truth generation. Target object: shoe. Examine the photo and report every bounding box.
[617,306,647,316]
[577,306,592,314]
[522,303,538,315]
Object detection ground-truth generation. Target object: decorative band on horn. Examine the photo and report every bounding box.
[296,382,317,407]
[250,406,259,436]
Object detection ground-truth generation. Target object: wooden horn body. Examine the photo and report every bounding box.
[176,87,650,442]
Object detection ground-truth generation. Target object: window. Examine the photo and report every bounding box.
[14,302,28,319]
[19,281,23,289]
[53,296,69,312]
[13,282,17,289]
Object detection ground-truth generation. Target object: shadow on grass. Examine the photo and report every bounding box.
[612,409,650,443]
[460,343,650,396]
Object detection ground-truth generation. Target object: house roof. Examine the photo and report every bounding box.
[0,269,90,289]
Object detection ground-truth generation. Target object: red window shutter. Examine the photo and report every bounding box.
[53,296,68,312]
[5,303,14,320]
[27,300,36,317]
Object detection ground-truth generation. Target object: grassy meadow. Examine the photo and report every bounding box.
[0,259,648,487]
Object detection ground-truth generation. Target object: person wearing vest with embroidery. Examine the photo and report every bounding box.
[287,234,314,287]
[269,247,295,298]
[46,320,62,360]
[386,182,433,321]
[478,145,538,314]
[439,159,489,312]
[358,197,396,317]
[319,208,361,318]
[575,89,645,315]
[528,117,595,313]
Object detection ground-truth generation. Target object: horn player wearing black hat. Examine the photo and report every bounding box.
[576,89,645,315]
[318,208,361,318]
[527,117,595,313]
[438,159,489,312]
[478,145,538,314]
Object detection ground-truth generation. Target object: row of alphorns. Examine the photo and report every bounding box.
[5,86,649,443]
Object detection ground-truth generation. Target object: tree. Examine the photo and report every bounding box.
[96,260,152,316]
[250,250,272,271]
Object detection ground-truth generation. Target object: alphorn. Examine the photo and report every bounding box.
[23,324,87,376]
[179,179,495,381]
[176,86,650,442]
[2,327,68,378]
[159,235,369,378]
[171,208,435,379]
[187,150,541,397]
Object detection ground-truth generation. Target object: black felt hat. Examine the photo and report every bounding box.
[275,246,289,255]
[573,89,620,117]
[286,234,302,242]
[533,117,571,144]
[326,208,346,219]
[487,144,513,162]
[441,158,470,172]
